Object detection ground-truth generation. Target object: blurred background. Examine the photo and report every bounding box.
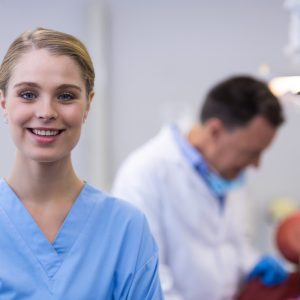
[1,0,300,255]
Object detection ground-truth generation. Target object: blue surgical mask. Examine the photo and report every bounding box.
[206,170,245,199]
[195,159,245,201]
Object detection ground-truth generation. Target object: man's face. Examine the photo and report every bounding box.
[208,116,277,180]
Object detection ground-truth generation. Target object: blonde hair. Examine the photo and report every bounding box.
[0,28,95,96]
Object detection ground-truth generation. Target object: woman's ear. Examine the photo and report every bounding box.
[0,90,8,124]
[87,90,94,111]
[0,90,7,113]
[83,91,94,123]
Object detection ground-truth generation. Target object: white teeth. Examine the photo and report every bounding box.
[32,129,59,136]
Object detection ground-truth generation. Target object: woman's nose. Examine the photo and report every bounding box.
[35,100,58,120]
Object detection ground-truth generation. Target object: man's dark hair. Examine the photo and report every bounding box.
[200,75,284,129]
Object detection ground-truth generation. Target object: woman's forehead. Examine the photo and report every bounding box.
[9,49,85,89]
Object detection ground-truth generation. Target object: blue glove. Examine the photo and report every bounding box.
[247,255,288,286]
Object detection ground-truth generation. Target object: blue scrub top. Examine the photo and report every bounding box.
[0,178,163,299]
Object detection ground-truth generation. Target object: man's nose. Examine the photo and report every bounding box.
[251,156,261,168]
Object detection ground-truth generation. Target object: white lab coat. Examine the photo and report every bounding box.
[112,126,260,300]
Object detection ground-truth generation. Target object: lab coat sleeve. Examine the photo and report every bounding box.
[112,159,184,300]
[227,188,261,278]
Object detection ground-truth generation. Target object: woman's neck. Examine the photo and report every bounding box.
[6,154,84,205]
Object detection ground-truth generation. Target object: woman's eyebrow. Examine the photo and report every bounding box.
[13,82,40,89]
[56,84,82,91]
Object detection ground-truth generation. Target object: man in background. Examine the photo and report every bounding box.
[112,75,287,300]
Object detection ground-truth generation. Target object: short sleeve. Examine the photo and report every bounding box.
[112,213,164,300]
[126,253,163,300]
[125,217,163,299]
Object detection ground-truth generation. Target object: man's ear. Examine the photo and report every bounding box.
[206,118,225,140]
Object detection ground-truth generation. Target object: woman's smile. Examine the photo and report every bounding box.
[27,127,65,145]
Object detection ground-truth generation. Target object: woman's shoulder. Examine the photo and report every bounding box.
[0,177,6,189]
[83,182,158,252]
[83,182,148,227]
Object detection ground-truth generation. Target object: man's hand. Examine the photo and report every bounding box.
[247,255,288,286]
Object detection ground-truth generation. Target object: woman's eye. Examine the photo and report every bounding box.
[20,91,36,100]
[58,93,74,101]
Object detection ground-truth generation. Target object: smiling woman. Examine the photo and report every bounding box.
[2,48,90,163]
[0,28,163,300]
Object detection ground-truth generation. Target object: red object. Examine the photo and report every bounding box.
[237,212,300,300]
[237,272,300,300]
[276,212,300,264]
